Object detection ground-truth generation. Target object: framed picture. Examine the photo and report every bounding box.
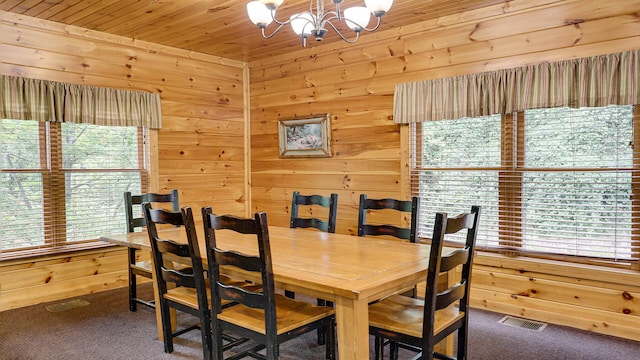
[278,114,332,158]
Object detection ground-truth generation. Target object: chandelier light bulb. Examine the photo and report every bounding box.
[259,0,285,10]
[290,12,315,37]
[343,6,371,32]
[247,1,273,27]
[364,0,393,16]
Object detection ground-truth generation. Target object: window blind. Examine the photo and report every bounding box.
[1,119,148,256]
[410,105,640,268]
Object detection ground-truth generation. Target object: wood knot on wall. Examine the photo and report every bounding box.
[342,175,351,189]
[208,7,229,12]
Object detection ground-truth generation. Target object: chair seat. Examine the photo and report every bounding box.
[131,260,153,276]
[369,294,464,338]
[165,286,208,308]
[218,293,335,335]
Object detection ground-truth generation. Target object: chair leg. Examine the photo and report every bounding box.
[159,300,174,353]
[325,317,336,360]
[457,326,468,360]
[128,248,137,312]
[390,341,399,360]
[317,298,327,345]
[316,298,335,345]
[200,311,213,360]
[212,320,225,360]
[374,336,382,360]
[265,342,278,359]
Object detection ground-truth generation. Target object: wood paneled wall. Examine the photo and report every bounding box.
[0,10,247,310]
[249,0,640,231]
[248,0,640,340]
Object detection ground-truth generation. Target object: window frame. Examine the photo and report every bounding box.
[410,105,640,270]
[1,120,149,259]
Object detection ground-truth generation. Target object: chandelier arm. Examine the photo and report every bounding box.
[319,10,340,24]
[332,0,342,21]
[271,12,293,26]
[260,22,289,39]
[324,20,360,44]
[349,16,383,33]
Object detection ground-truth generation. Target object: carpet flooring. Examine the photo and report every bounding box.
[1,284,640,359]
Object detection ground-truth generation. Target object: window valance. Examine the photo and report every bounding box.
[0,75,162,128]
[393,50,640,123]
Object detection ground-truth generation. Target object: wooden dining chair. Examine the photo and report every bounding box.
[357,194,420,243]
[368,205,481,360]
[288,191,338,335]
[124,189,179,312]
[143,204,255,359]
[202,207,336,360]
[358,194,421,299]
[290,191,338,233]
[142,202,211,360]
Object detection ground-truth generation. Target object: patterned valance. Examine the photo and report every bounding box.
[393,50,640,123]
[0,75,162,128]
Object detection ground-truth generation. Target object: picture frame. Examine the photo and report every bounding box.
[278,114,332,158]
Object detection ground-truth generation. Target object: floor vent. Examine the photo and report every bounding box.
[498,315,547,332]
[45,298,90,312]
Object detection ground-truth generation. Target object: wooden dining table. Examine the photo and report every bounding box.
[100,225,450,360]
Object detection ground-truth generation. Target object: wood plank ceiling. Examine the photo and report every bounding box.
[1,0,506,62]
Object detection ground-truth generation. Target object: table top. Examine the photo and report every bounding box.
[100,225,437,302]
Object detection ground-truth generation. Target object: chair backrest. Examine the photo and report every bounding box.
[290,191,338,233]
[124,190,179,232]
[421,205,481,348]
[357,194,420,242]
[142,203,207,308]
[201,207,277,336]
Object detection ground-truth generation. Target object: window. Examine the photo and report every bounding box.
[1,119,148,257]
[411,105,640,268]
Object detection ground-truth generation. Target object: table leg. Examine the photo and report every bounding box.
[149,252,177,340]
[334,297,369,360]
[332,287,453,360]
[149,253,164,340]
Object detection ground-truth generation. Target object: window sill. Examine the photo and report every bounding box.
[475,251,640,285]
[0,241,119,262]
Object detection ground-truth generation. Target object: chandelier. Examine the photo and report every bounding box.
[246,0,394,47]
